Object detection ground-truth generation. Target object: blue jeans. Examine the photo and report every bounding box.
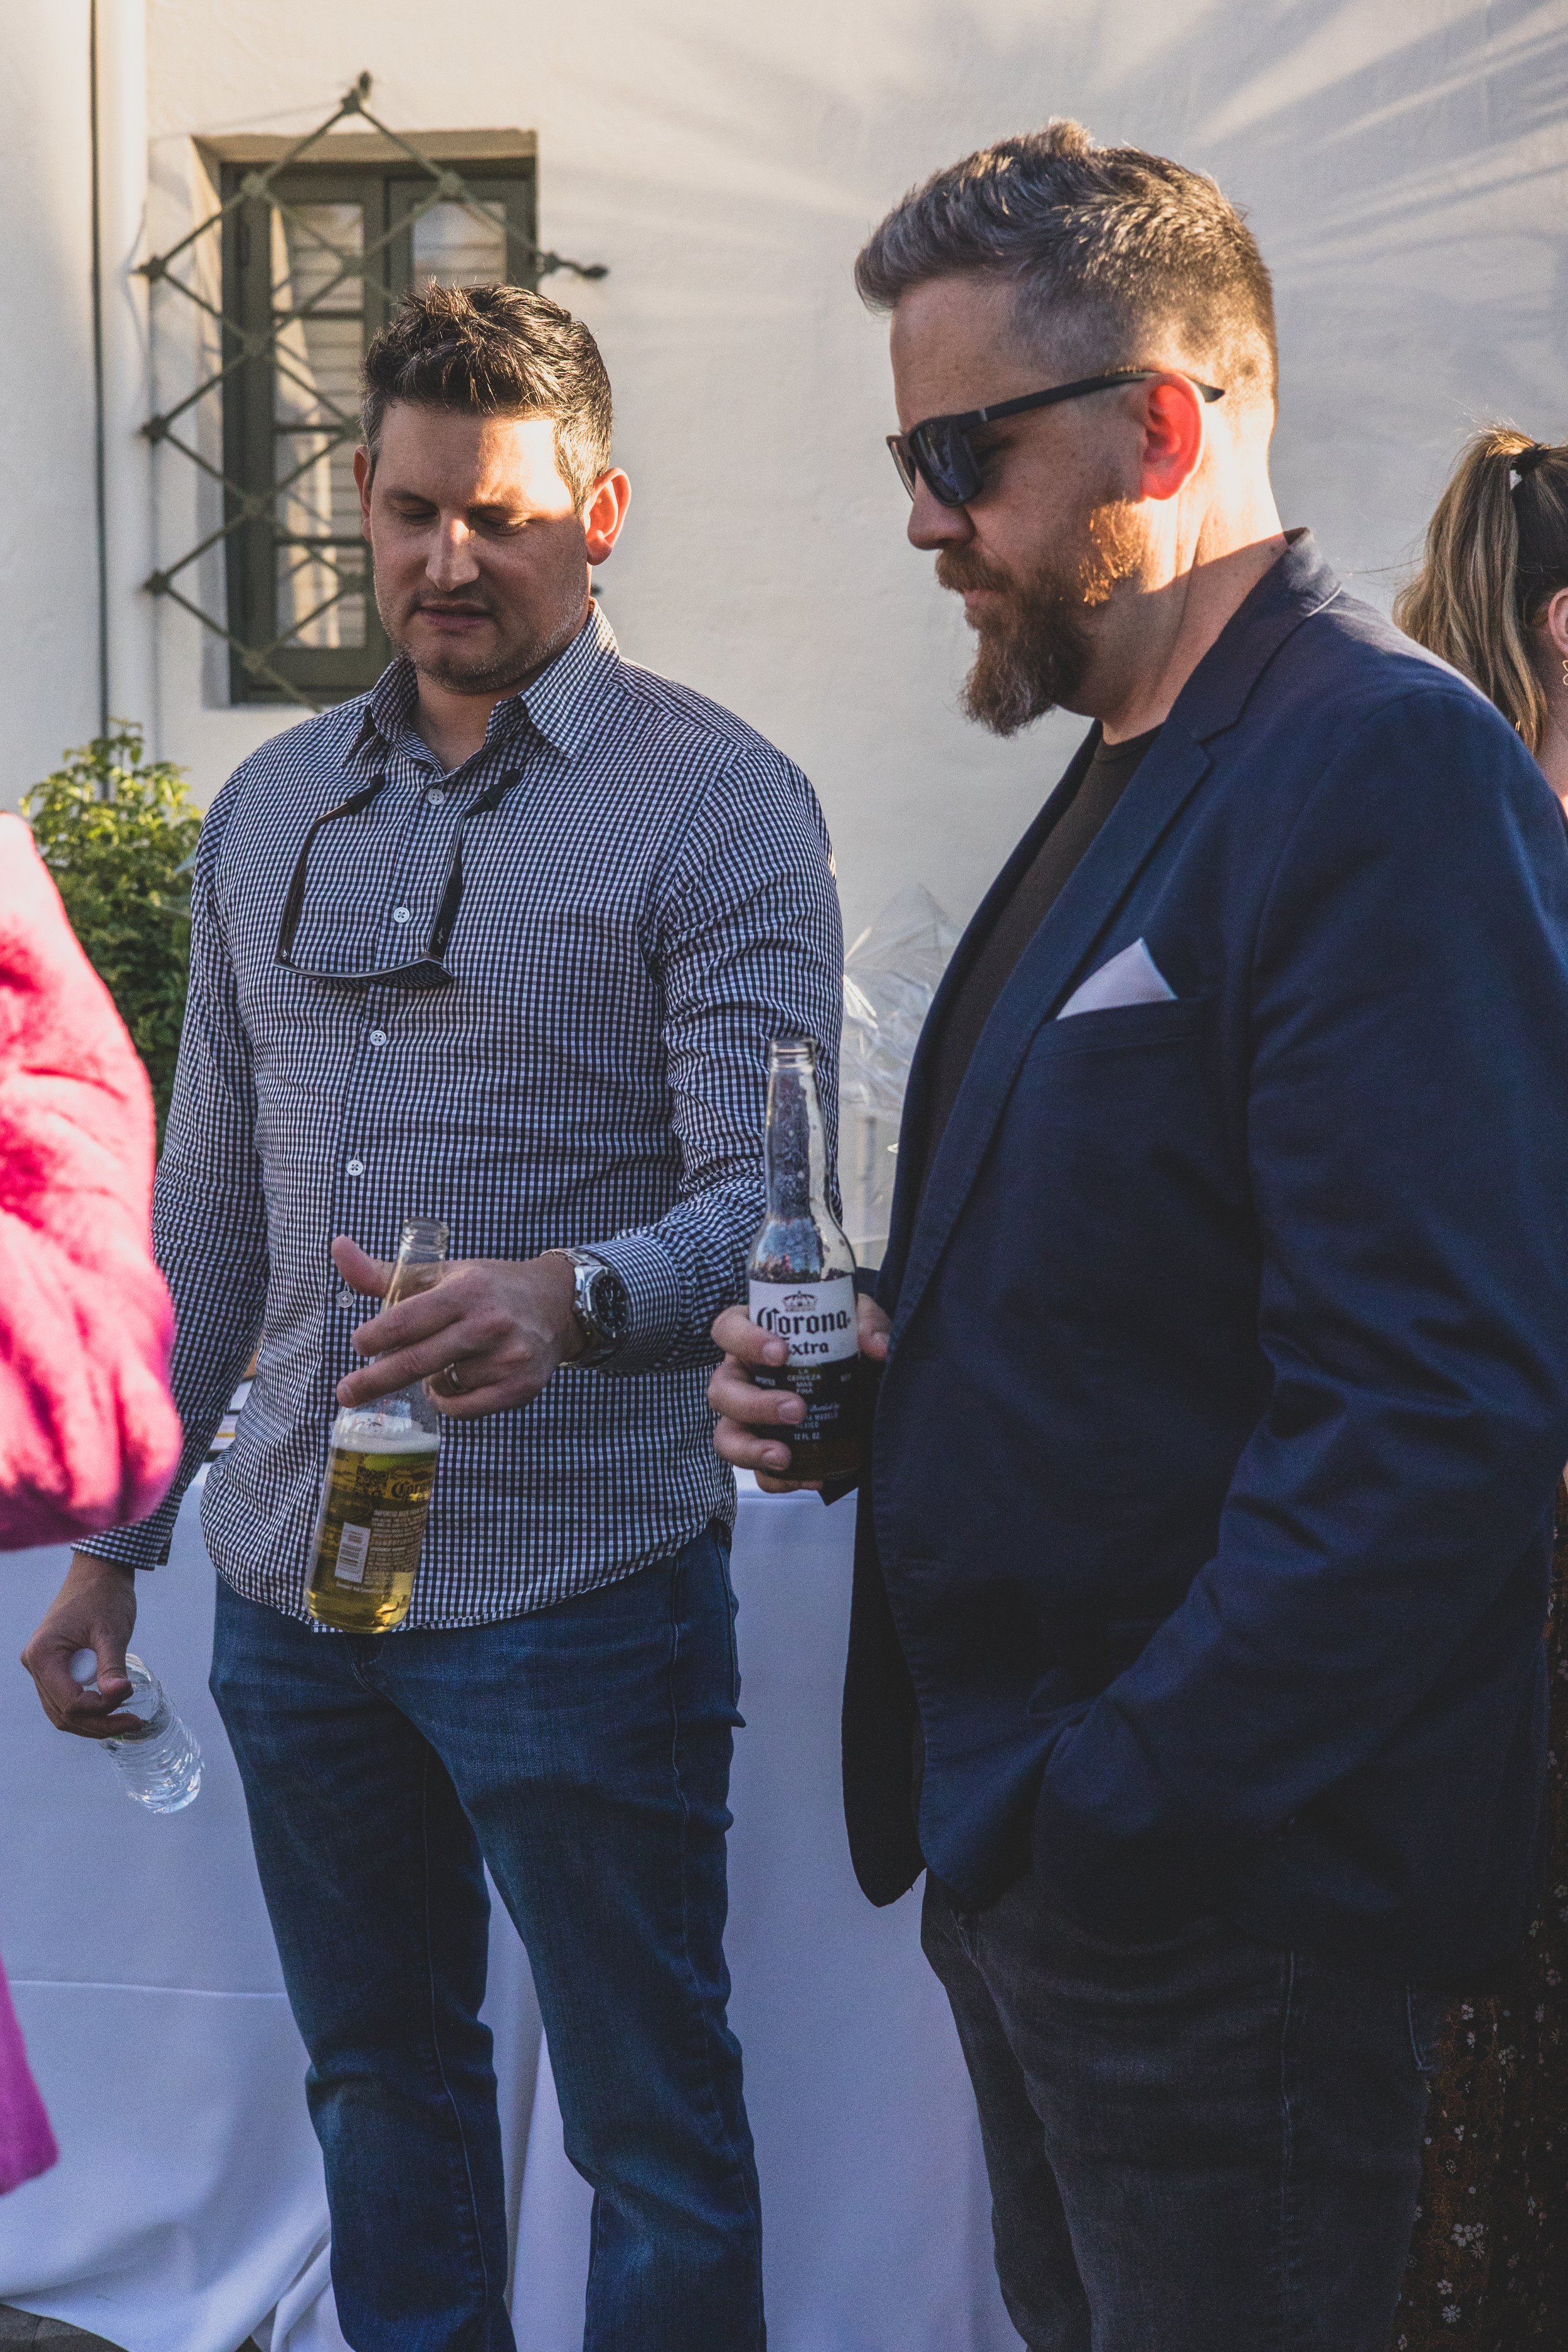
[922,1872,1443,2351]
[210,1530,763,2352]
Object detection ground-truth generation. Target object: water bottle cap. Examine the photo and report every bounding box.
[69,1648,98,1687]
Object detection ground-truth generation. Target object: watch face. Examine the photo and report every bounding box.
[590,1266,630,1342]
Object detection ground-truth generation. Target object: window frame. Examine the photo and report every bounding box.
[214,139,539,706]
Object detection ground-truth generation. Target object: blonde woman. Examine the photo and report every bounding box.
[1399,429,1568,790]
[1392,430,1568,2348]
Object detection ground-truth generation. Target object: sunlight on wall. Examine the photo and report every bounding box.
[5,0,1566,935]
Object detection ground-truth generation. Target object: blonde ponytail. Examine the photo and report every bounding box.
[1395,426,1568,751]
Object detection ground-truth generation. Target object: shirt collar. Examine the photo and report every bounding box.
[344,602,621,779]
[517,600,621,761]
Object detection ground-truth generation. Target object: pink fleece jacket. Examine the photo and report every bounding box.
[0,813,186,2194]
[0,813,181,1547]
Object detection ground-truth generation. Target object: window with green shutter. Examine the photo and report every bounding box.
[213,134,539,704]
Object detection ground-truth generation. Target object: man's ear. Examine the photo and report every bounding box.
[354,445,374,539]
[583,469,633,566]
[1136,376,1209,506]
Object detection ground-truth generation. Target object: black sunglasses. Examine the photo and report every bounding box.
[887,369,1226,508]
[275,770,521,991]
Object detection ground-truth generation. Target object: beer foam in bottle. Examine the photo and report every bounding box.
[746,1038,860,1483]
[306,1218,448,1633]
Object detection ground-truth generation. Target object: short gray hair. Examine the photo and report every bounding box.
[856,120,1277,405]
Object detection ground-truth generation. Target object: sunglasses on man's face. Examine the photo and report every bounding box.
[886,368,1226,509]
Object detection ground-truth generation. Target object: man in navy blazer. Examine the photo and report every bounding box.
[712,124,1568,2350]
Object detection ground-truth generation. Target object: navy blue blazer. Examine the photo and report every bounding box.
[844,534,1568,1984]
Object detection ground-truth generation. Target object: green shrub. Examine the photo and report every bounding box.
[23,724,203,1140]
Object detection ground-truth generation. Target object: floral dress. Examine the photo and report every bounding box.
[1392,1496,1568,2348]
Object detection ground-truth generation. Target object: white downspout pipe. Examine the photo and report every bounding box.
[91,0,154,748]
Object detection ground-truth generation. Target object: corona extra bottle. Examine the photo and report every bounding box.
[747,1038,860,1482]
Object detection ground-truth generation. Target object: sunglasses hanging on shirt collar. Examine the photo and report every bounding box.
[274,770,522,992]
[887,368,1226,509]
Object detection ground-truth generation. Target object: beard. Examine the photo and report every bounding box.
[379,588,583,699]
[938,496,1147,738]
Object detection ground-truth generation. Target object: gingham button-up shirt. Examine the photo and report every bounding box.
[81,606,843,1624]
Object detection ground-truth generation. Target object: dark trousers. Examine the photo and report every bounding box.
[922,1872,1443,2351]
[210,1531,763,2352]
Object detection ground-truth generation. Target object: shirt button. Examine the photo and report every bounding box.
[426,788,448,807]
[391,906,411,925]
[346,1158,365,1178]
[368,1030,388,1047]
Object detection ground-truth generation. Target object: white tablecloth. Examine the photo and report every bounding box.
[0,1475,1014,2352]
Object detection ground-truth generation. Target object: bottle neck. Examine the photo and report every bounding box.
[763,1052,829,1221]
[386,1217,450,1309]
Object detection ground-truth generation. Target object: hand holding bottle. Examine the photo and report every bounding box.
[309,1219,451,1633]
[709,1034,887,1491]
[331,1236,580,1417]
[21,1551,140,1737]
[709,1293,891,1491]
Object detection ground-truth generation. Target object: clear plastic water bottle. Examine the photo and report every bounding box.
[69,1649,203,1814]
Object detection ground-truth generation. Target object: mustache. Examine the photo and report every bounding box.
[935,549,1015,598]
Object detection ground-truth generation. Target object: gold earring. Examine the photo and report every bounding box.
[1562,657,1568,690]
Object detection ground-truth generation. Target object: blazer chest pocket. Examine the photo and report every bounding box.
[1003,995,1226,1315]
[1029,995,1206,1060]
[1014,992,1209,1109]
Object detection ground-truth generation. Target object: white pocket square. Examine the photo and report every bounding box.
[1056,938,1177,1019]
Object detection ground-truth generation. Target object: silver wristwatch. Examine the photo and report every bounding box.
[549,1248,630,1367]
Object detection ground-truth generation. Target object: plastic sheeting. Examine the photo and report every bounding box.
[840,885,960,1267]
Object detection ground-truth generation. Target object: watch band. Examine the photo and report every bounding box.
[546,1248,629,1366]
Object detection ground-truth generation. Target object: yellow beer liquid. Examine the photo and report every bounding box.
[305,1429,440,1633]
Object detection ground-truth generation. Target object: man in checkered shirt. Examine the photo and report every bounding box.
[24,284,840,2352]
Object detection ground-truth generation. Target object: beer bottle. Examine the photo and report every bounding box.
[306,1218,448,1632]
[747,1037,860,1482]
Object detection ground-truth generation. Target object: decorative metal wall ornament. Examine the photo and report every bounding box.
[137,73,607,708]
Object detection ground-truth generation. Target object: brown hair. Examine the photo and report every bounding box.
[359,282,612,509]
[1395,428,1568,751]
[855,119,1277,407]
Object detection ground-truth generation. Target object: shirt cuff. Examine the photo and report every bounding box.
[583,1231,687,1373]
[75,1522,172,1570]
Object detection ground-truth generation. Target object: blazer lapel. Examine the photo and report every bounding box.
[891,729,1212,1343]
[879,729,1098,1294]
[881,530,1343,1330]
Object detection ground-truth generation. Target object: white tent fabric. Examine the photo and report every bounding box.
[0,1473,1013,2352]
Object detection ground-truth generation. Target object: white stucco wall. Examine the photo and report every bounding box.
[6,1,1568,940]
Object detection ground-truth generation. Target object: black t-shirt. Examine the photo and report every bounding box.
[914,726,1162,1202]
